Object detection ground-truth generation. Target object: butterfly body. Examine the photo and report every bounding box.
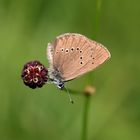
[47,33,111,89]
[48,68,65,89]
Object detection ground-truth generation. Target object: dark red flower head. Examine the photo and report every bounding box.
[21,61,48,89]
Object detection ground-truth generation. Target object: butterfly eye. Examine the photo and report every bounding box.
[77,48,79,50]
[80,62,83,64]
[80,50,82,53]
[80,56,83,59]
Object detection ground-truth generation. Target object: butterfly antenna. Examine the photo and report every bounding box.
[64,86,74,104]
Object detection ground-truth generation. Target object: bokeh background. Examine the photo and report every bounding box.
[0,0,140,140]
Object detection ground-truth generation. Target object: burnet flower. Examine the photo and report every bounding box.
[21,61,48,89]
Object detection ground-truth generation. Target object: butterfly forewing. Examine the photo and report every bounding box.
[47,33,110,81]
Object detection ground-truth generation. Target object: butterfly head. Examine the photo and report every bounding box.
[52,78,64,89]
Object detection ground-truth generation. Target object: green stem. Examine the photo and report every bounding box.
[82,96,91,140]
[82,0,102,140]
[88,0,102,83]
[94,0,102,40]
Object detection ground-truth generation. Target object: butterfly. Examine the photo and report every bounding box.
[47,33,111,89]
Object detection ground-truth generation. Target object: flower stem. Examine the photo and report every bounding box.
[82,0,102,140]
[94,0,102,40]
[82,95,91,140]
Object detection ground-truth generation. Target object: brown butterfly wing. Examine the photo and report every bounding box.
[47,33,111,81]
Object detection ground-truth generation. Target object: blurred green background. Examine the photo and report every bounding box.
[0,0,140,140]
